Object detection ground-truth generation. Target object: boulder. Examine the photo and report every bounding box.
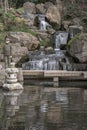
[11,46,28,57]
[62,20,72,31]
[22,12,36,27]
[24,14,36,27]
[46,28,55,34]
[37,31,49,40]
[68,33,87,63]
[36,3,46,14]
[72,18,81,26]
[69,25,83,38]
[7,32,40,50]
[23,2,36,14]
[45,47,54,53]
[46,5,61,29]
[54,0,63,12]
[11,45,28,63]
[44,2,54,9]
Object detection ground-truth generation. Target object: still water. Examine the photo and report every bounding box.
[0,86,87,130]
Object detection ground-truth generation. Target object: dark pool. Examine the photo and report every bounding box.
[0,86,87,130]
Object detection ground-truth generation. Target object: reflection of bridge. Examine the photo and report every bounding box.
[23,70,87,87]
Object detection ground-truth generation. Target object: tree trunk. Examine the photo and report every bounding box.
[4,0,9,13]
[0,0,3,9]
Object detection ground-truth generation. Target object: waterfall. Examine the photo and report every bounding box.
[38,14,50,31]
[47,58,56,70]
[22,31,73,71]
[55,32,68,49]
[23,49,72,71]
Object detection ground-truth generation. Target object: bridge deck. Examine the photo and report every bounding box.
[23,70,87,87]
[23,70,44,76]
[23,70,87,78]
[44,70,84,77]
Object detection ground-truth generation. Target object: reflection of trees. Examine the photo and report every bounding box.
[0,87,87,130]
[62,89,84,130]
[25,88,64,130]
[0,91,4,130]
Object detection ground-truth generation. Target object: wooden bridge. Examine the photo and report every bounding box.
[23,70,87,87]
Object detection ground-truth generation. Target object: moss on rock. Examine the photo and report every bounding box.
[67,34,80,47]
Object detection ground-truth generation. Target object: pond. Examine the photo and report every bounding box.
[0,86,87,130]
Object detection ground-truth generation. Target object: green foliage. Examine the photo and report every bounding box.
[9,24,37,36]
[0,32,7,51]
[39,38,50,47]
[39,40,45,46]
[1,8,37,36]
[16,8,24,14]
[0,23,4,32]
[4,12,15,20]
[14,17,25,24]
[50,22,60,30]
[67,34,80,47]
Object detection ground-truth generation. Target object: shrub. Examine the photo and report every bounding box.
[0,23,4,31]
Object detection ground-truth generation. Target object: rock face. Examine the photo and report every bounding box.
[46,5,61,29]
[23,2,36,14]
[0,64,5,87]
[68,33,87,63]
[22,1,87,32]
[69,25,83,39]
[37,31,49,40]
[7,32,39,51]
[11,45,28,63]
[36,3,46,14]
[54,0,63,12]
[3,32,40,65]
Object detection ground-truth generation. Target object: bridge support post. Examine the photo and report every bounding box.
[53,77,59,87]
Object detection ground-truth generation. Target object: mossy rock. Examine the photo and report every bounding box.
[51,22,60,30]
[16,54,29,67]
[67,34,80,47]
[67,33,87,49]
[67,33,87,63]
[0,32,7,51]
[39,38,51,47]
[14,17,25,24]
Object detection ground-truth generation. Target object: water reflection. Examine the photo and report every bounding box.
[0,87,87,130]
[0,90,23,130]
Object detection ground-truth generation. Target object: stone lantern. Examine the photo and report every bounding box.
[3,62,23,90]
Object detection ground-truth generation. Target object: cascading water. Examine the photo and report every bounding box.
[38,14,51,31]
[54,31,68,49]
[22,51,71,71]
[22,31,73,71]
[22,26,87,71]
